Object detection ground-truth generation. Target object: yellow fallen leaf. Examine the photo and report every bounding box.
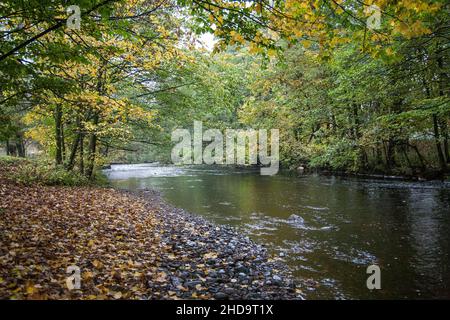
[26,285,35,295]
[195,284,203,291]
[92,260,103,269]
[155,272,167,282]
[203,252,218,260]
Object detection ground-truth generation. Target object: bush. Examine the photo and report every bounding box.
[0,155,29,166]
[0,156,108,186]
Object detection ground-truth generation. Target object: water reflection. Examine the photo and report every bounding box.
[105,164,450,299]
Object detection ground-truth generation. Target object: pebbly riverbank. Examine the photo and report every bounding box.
[120,188,303,300]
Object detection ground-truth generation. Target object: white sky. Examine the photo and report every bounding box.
[197,33,217,51]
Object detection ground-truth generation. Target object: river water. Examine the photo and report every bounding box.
[105,164,450,299]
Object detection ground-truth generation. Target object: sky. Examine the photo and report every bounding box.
[198,33,216,51]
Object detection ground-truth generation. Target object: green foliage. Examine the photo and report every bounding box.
[0,156,107,186]
[1,0,448,177]
[0,156,29,166]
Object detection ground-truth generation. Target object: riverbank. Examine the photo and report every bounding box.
[313,169,450,182]
[104,160,450,182]
[0,160,301,300]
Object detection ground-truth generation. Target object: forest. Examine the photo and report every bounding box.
[1,0,449,178]
[1,0,450,303]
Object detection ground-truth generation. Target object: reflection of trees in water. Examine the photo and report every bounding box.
[109,167,450,298]
[407,189,450,298]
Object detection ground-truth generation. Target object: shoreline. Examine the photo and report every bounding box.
[119,188,302,300]
[104,162,449,182]
[0,168,302,300]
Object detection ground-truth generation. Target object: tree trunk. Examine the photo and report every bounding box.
[86,113,99,178]
[6,140,10,156]
[67,134,80,171]
[16,135,25,157]
[85,60,106,179]
[438,119,449,164]
[54,104,63,165]
[384,139,396,171]
[410,144,426,172]
[437,54,449,164]
[67,116,83,171]
[422,65,446,172]
[79,133,84,175]
[432,114,447,172]
[61,122,66,162]
[376,143,383,166]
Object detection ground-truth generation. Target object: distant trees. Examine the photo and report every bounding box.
[1,0,184,177]
[1,0,448,177]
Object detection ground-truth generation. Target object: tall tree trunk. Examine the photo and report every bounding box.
[54,104,63,165]
[442,120,450,164]
[432,114,447,172]
[16,135,25,158]
[61,122,66,162]
[422,67,446,172]
[6,140,17,156]
[376,143,383,166]
[79,133,84,174]
[86,113,99,178]
[438,118,450,164]
[6,140,10,156]
[67,134,80,171]
[401,143,413,173]
[85,60,106,178]
[410,144,426,172]
[67,117,82,171]
[384,139,396,171]
[437,50,449,164]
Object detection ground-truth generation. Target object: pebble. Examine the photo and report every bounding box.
[214,292,228,299]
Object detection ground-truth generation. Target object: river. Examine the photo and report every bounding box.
[105,163,450,299]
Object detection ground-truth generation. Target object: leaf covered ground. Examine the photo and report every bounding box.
[0,181,161,299]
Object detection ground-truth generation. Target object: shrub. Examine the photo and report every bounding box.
[0,156,108,186]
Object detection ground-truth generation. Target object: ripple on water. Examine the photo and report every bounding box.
[286,214,337,231]
[107,164,186,174]
[302,205,330,211]
[332,247,378,265]
[283,239,317,254]
[243,215,283,235]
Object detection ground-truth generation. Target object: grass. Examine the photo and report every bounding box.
[0,156,109,187]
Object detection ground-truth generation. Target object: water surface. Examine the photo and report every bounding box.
[105,164,450,299]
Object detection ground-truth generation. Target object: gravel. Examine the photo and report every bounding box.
[126,188,303,300]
